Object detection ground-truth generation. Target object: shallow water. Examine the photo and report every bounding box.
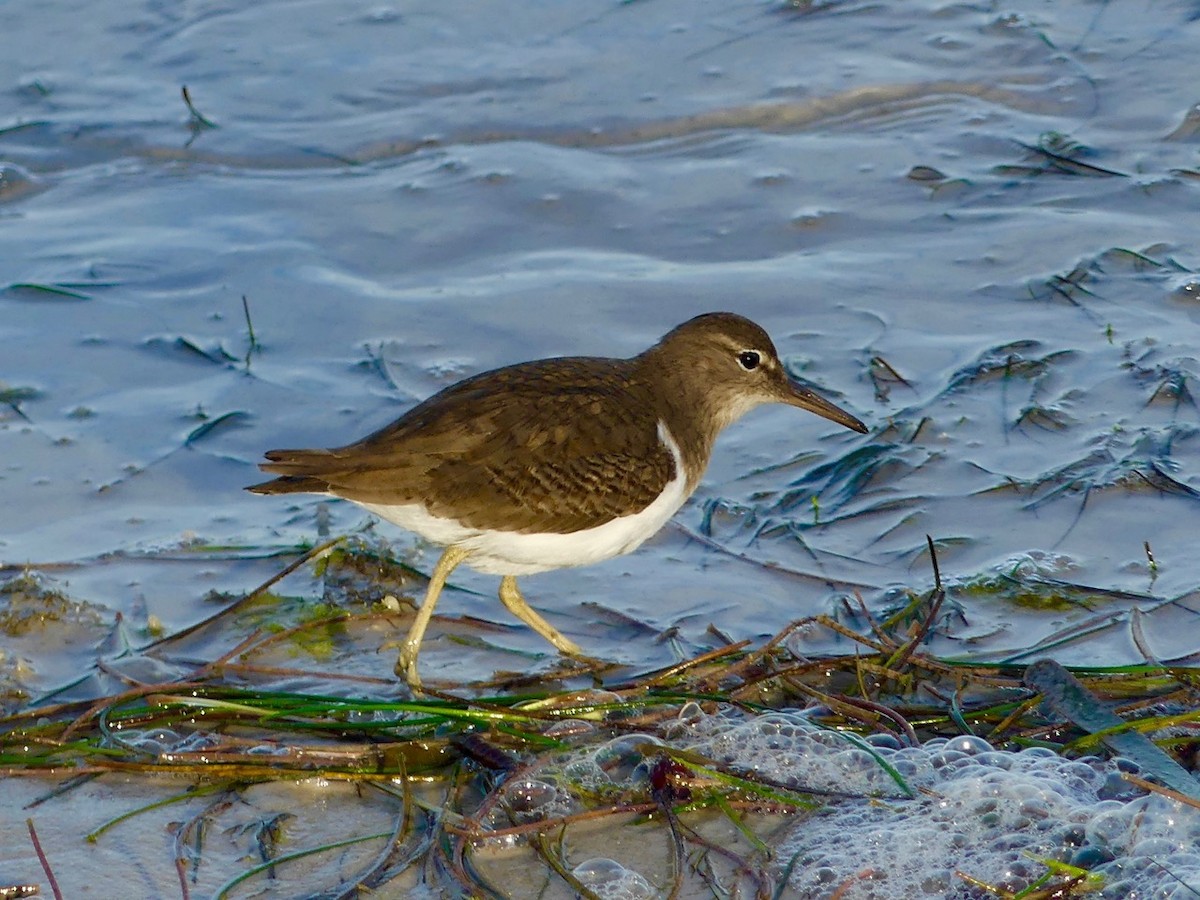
[4,0,1200,895]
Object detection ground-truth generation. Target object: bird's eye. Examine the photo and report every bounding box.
[737,350,761,371]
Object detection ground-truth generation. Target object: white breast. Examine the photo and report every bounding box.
[358,421,690,575]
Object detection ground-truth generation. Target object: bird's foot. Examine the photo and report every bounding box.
[548,650,611,679]
[392,640,423,691]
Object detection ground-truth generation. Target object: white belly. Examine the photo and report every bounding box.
[359,421,689,575]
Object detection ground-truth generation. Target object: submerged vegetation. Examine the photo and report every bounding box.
[4,538,1200,898]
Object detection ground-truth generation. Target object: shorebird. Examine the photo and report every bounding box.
[249,312,867,687]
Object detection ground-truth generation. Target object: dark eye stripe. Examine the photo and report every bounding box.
[737,350,761,370]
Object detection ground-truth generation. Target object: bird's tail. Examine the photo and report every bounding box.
[246,448,339,495]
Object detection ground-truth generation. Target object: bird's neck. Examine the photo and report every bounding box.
[633,353,738,492]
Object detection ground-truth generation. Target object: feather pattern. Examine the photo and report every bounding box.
[250,357,680,534]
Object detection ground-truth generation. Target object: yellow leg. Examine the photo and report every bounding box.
[396,545,470,688]
[498,575,583,656]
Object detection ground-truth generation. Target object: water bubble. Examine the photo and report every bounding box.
[571,858,656,900]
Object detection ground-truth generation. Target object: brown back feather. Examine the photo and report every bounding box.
[248,357,680,534]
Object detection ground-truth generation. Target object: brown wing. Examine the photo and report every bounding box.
[248,358,678,534]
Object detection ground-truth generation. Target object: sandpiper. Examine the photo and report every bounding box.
[249,312,867,687]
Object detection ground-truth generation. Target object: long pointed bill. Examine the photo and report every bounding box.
[785,381,868,433]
